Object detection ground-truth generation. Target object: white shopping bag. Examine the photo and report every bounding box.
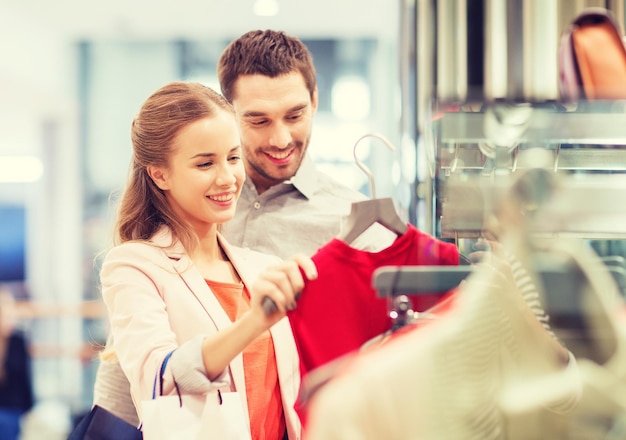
[142,390,250,440]
[198,390,251,439]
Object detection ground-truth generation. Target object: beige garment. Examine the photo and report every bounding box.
[500,240,626,439]
[305,251,580,440]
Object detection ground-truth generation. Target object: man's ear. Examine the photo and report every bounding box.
[311,86,319,114]
[147,165,170,191]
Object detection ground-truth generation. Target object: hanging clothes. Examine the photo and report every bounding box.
[287,223,459,380]
[296,287,461,429]
[498,240,626,440]
[303,247,583,440]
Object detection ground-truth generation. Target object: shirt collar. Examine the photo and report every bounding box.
[285,154,318,200]
[244,154,318,200]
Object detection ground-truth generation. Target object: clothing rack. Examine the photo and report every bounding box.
[373,266,473,297]
[372,266,472,331]
[373,261,609,325]
[373,256,621,365]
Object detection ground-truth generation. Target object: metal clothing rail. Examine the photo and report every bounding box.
[371,257,619,365]
[373,266,473,297]
[372,259,626,300]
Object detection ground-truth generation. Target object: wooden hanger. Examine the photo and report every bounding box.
[337,133,408,244]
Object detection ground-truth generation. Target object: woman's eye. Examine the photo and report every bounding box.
[198,161,213,168]
[229,155,241,162]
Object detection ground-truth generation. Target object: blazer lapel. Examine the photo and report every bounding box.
[218,233,271,288]
[151,228,233,331]
[215,234,257,398]
[219,235,300,398]
[171,254,233,332]
[172,233,270,403]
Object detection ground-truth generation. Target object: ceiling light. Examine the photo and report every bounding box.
[253,0,279,16]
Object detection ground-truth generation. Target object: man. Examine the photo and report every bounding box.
[217,29,395,259]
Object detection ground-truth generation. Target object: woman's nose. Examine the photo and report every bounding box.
[216,164,237,186]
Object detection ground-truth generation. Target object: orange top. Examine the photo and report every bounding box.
[207,279,286,440]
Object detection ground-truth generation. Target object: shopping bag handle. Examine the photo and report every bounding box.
[151,350,175,399]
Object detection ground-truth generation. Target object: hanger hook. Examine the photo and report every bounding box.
[353,133,396,199]
[553,144,561,173]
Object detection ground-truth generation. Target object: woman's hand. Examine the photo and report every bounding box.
[250,254,318,325]
[201,255,316,379]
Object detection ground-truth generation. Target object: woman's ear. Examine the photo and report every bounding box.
[147,165,170,191]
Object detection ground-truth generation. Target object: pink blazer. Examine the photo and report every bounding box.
[101,227,302,439]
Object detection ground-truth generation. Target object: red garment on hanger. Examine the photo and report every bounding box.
[295,288,461,430]
[288,224,459,380]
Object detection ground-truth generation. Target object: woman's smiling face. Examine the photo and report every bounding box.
[149,110,244,233]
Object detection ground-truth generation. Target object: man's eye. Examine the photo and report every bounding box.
[287,113,303,121]
[250,120,268,126]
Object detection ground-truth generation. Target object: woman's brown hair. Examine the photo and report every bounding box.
[115,81,234,252]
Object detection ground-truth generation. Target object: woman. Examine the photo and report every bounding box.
[99,82,316,440]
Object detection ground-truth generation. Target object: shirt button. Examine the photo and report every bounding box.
[253,201,261,209]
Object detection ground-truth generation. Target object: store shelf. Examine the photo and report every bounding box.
[434,106,626,172]
[431,104,626,239]
[439,110,626,146]
[439,173,626,239]
[438,145,626,172]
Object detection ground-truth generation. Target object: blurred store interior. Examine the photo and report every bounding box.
[1,0,626,437]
